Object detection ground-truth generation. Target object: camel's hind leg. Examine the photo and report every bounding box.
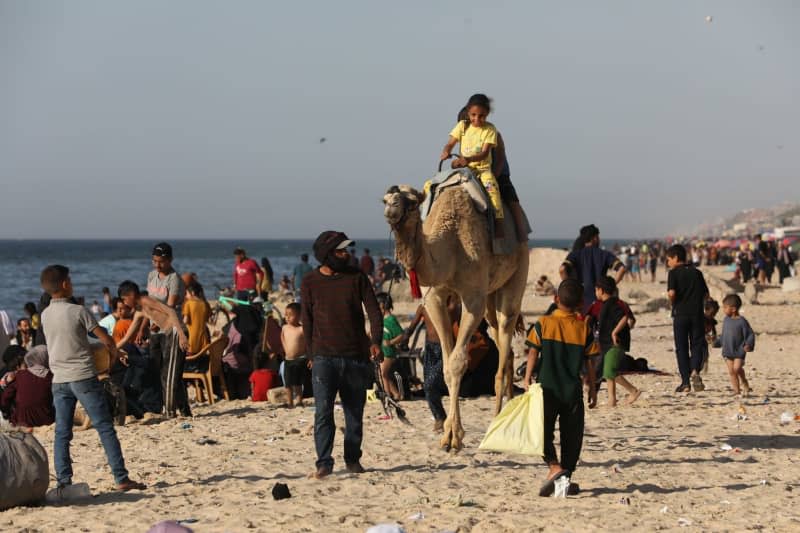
[441,291,485,451]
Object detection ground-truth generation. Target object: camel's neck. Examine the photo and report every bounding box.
[393,215,444,286]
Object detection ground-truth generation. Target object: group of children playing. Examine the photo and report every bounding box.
[522,243,757,496]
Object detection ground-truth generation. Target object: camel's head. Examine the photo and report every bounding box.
[383,185,425,227]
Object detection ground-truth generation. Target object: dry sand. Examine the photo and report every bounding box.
[3,249,800,532]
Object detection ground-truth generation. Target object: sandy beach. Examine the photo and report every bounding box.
[3,248,800,532]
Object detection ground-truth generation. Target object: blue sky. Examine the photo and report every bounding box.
[1,1,797,239]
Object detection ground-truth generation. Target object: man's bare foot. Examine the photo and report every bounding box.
[624,389,641,406]
[741,383,751,397]
[116,478,146,491]
[308,465,332,479]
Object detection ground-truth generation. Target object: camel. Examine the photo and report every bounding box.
[383,184,529,451]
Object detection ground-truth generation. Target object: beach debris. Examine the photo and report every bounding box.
[366,524,405,533]
[451,493,463,507]
[705,15,713,23]
[720,443,733,451]
[271,482,291,500]
[619,497,630,505]
[319,137,326,144]
[780,412,796,424]
[147,521,194,533]
[553,476,570,498]
[195,437,218,445]
[268,387,290,405]
[407,512,424,521]
[760,479,768,485]
[45,482,91,504]
[678,517,693,527]
[660,506,669,514]
[612,464,623,474]
[720,500,731,505]
[180,422,193,430]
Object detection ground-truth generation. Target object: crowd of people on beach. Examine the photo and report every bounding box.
[0,92,796,503]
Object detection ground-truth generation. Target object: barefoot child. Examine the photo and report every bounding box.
[40,265,145,492]
[720,294,755,396]
[281,303,306,408]
[524,279,599,496]
[594,277,640,407]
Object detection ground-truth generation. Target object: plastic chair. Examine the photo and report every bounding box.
[183,336,229,404]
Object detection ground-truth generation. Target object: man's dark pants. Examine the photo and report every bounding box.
[542,388,584,475]
[311,356,371,470]
[672,314,705,384]
[422,341,447,421]
[150,330,190,417]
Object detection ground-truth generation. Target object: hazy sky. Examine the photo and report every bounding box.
[1,1,797,239]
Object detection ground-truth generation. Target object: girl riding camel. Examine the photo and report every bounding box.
[441,93,529,242]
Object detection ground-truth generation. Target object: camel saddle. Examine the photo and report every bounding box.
[421,168,525,256]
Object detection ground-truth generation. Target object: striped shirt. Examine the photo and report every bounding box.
[300,268,382,359]
[526,309,599,404]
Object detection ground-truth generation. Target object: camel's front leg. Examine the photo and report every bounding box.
[442,292,485,451]
[492,308,517,414]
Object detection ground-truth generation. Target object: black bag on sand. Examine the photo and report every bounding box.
[0,432,49,510]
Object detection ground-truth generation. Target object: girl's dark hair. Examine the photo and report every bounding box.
[261,257,274,280]
[466,93,491,113]
[186,281,205,299]
[459,95,492,132]
[24,302,37,316]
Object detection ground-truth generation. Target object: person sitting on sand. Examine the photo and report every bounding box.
[534,275,556,297]
[0,346,27,419]
[182,282,211,362]
[249,352,278,402]
[11,318,34,350]
[594,277,640,407]
[524,279,598,496]
[281,302,307,408]
[1,346,55,429]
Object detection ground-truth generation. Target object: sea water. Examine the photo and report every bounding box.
[0,238,602,313]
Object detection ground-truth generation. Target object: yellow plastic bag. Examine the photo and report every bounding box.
[366,388,378,403]
[478,384,544,456]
